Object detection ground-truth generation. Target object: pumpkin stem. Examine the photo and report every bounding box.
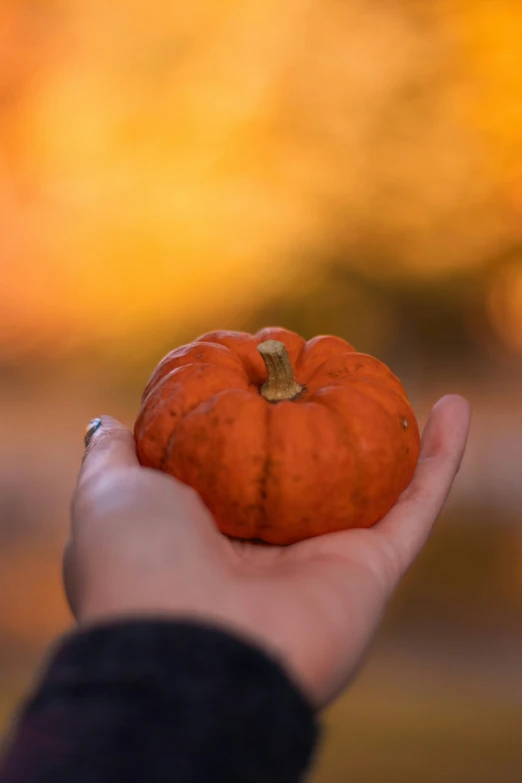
[257,340,304,402]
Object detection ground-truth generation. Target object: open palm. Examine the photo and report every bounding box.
[65,395,470,708]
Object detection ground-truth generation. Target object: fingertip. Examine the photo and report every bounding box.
[432,394,471,419]
[420,394,471,460]
[90,414,132,434]
[84,414,134,445]
[81,414,138,473]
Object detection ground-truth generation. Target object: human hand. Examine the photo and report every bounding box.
[64,395,470,709]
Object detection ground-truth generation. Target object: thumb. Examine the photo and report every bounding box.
[374,394,471,573]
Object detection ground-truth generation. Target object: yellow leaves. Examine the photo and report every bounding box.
[448,0,522,187]
[1,0,522,356]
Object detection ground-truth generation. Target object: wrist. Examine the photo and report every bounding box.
[76,600,319,708]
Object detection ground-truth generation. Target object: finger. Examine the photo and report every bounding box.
[374,394,471,571]
[67,418,143,615]
[80,414,138,476]
[73,415,139,515]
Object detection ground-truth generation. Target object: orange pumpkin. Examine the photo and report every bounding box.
[134,327,420,545]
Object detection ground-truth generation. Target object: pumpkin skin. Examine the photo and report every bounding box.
[134,327,420,545]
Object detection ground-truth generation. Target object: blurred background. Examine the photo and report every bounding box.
[1,0,522,780]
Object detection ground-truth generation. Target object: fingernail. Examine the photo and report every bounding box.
[84,418,102,448]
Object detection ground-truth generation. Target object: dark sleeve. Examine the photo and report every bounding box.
[0,619,319,783]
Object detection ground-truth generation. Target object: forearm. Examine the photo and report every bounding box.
[0,620,318,782]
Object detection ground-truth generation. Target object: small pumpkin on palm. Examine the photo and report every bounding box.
[134,327,420,544]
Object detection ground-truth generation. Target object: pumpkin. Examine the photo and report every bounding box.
[134,327,420,545]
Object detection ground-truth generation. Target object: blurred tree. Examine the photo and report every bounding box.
[0,0,520,360]
[246,261,494,374]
